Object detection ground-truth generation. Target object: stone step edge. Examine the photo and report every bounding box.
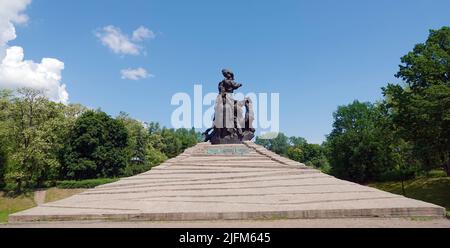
[243,141,313,170]
[157,142,308,169]
[8,207,446,223]
[162,142,317,171]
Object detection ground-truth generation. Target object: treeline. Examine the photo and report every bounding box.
[0,88,201,192]
[257,27,450,183]
[256,135,331,173]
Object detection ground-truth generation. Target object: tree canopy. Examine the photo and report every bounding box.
[383,26,450,175]
[326,101,407,182]
[0,89,201,192]
[62,110,129,179]
[256,133,330,172]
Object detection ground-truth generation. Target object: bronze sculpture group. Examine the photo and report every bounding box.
[203,69,255,144]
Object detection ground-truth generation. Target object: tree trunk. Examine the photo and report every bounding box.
[444,162,450,177]
[445,153,450,177]
[401,178,406,196]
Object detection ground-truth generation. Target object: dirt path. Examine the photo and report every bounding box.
[33,190,47,206]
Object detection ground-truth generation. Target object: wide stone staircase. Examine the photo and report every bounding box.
[9,142,446,223]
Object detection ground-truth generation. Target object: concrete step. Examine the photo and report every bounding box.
[9,142,446,223]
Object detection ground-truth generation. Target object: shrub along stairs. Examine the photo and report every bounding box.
[9,142,446,222]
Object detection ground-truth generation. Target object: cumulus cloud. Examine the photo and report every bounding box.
[0,0,30,49]
[95,26,140,55]
[0,0,69,104]
[0,46,68,103]
[132,26,155,41]
[96,25,155,56]
[121,67,153,81]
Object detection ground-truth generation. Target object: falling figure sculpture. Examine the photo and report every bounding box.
[203,69,256,144]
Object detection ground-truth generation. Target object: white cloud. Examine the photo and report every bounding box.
[96,25,155,56]
[0,46,68,103]
[132,26,155,41]
[121,67,153,81]
[0,0,30,49]
[0,0,69,104]
[95,26,140,55]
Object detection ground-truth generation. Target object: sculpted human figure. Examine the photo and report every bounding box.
[203,69,255,144]
[218,69,242,94]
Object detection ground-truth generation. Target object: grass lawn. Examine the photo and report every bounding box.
[0,177,116,223]
[0,188,87,223]
[56,178,118,189]
[369,177,450,214]
[0,192,36,223]
[45,188,85,203]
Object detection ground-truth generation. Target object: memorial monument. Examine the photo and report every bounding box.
[8,70,446,224]
[203,69,255,144]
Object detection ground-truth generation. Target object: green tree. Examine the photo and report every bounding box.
[160,128,183,158]
[287,141,330,171]
[0,137,7,188]
[116,113,172,176]
[117,112,149,175]
[144,123,168,169]
[254,136,270,150]
[287,146,304,162]
[0,89,12,188]
[383,26,450,175]
[145,147,167,168]
[289,137,307,147]
[64,103,88,120]
[0,145,6,188]
[326,101,399,183]
[256,133,290,156]
[4,88,66,191]
[155,127,201,158]
[148,122,161,134]
[175,128,200,151]
[63,110,129,179]
[300,143,330,169]
[257,133,330,171]
[133,128,147,165]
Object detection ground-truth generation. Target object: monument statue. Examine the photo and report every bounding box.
[203,69,256,144]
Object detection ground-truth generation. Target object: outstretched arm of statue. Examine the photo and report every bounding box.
[231,81,243,90]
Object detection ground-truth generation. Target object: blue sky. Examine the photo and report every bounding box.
[8,0,450,143]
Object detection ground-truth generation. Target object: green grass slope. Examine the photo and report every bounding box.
[0,192,36,223]
[369,177,450,215]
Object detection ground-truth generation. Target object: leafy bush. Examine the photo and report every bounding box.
[62,110,129,180]
[56,178,118,189]
[121,162,153,177]
[421,170,448,179]
[377,168,416,182]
